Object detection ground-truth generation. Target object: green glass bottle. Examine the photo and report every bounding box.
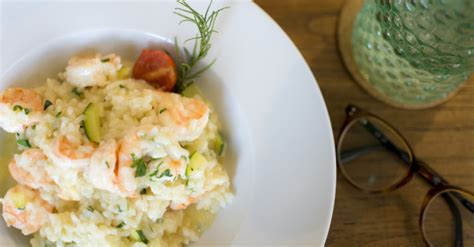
[351,0,474,108]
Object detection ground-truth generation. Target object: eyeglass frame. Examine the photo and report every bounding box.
[335,104,474,247]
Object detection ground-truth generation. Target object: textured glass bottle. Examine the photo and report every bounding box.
[351,0,474,107]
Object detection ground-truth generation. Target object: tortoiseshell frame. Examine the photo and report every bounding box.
[336,104,474,246]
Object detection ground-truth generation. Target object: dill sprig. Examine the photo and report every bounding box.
[174,0,228,92]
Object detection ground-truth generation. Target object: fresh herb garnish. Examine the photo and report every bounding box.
[13,105,23,111]
[136,230,148,244]
[43,100,53,110]
[17,139,31,148]
[149,160,164,179]
[159,108,167,114]
[119,85,126,89]
[101,58,110,63]
[13,105,31,115]
[87,206,95,212]
[72,87,83,97]
[56,111,62,117]
[105,161,110,168]
[116,222,126,228]
[173,0,228,92]
[157,169,172,179]
[131,153,147,177]
[149,170,159,178]
[140,188,147,195]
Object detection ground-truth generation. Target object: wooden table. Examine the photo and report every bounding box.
[254,0,474,246]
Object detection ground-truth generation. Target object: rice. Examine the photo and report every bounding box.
[1,54,233,246]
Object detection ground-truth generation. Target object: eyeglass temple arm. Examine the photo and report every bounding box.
[339,145,384,163]
[417,160,474,213]
[352,120,474,213]
[442,193,464,247]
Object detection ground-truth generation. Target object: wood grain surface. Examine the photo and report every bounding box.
[254,0,474,246]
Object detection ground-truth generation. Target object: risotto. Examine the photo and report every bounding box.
[0,52,232,247]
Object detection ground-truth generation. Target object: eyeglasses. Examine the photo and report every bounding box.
[336,104,474,247]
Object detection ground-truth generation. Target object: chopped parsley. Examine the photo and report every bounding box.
[105,161,110,168]
[148,161,165,179]
[43,100,53,110]
[119,85,127,89]
[149,170,159,178]
[12,105,31,114]
[157,169,172,179]
[56,111,62,117]
[101,58,110,63]
[136,230,148,244]
[140,188,147,195]
[159,108,167,114]
[17,139,31,148]
[131,154,147,177]
[148,168,158,177]
[116,222,125,228]
[86,206,95,212]
[72,87,83,97]
[12,105,23,111]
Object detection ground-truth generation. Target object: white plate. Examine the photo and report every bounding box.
[0,1,336,246]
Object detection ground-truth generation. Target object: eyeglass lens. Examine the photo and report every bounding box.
[338,116,412,191]
[422,190,474,246]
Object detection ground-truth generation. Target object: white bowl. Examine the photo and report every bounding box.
[0,2,336,246]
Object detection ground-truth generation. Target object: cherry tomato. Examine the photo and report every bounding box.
[132,49,177,91]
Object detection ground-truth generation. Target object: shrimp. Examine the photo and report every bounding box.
[0,87,43,133]
[48,135,96,168]
[86,139,121,194]
[165,156,187,178]
[84,126,189,198]
[154,91,210,142]
[169,193,207,210]
[65,53,122,88]
[8,149,54,191]
[10,149,81,201]
[116,125,189,197]
[1,185,54,235]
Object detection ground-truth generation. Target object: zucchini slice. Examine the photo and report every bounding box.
[117,66,131,79]
[181,83,202,98]
[186,152,207,177]
[83,103,101,142]
[10,191,26,210]
[129,230,140,241]
[214,132,225,156]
